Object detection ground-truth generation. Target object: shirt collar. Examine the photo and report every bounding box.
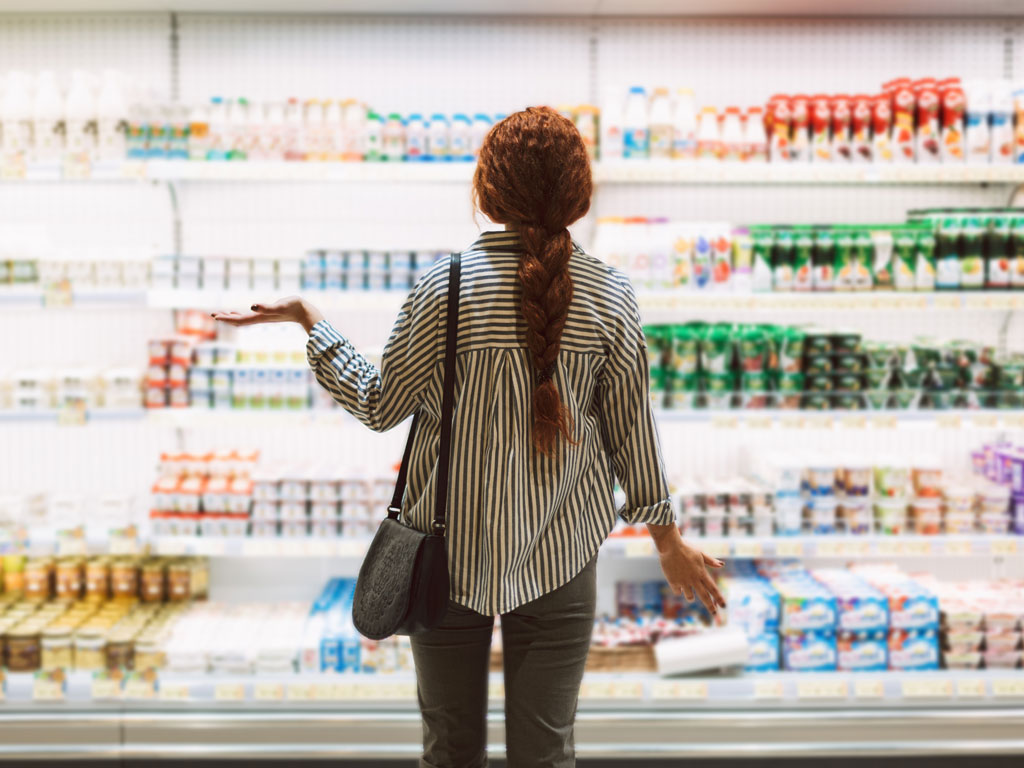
[469,229,586,255]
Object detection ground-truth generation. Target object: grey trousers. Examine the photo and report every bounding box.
[410,557,597,768]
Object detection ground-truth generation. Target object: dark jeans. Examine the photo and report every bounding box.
[410,557,598,768]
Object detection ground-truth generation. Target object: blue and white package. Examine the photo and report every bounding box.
[837,630,888,672]
[783,631,837,672]
[888,628,940,671]
[745,632,781,672]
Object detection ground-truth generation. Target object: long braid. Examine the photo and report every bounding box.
[472,106,593,457]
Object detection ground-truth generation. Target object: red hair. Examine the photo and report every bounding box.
[472,106,593,458]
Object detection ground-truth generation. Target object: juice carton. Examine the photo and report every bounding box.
[892,226,917,291]
[789,95,811,162]
[783,631,838,671]
[831,95,852,162]
[849,94,872,162]
[939,77,966,162]
[765,94,791,163]
[793,227,814,291]
[890,78,916,163]
[871,92,893,162]
[751,228,775,292]
[913,78,941,163]
[1014,88,1024,163]
[888,628,940,671]
[965,79,992,163]
[837,630,888,672]
[810,94,832,162]
[990,80,1014,164]
[711,226,733,289]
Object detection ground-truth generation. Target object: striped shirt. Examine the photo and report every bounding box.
[306,230,674,615]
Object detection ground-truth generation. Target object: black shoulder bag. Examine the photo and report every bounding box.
[352,253,460,640]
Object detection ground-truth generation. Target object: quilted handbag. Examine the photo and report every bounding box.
[352,253,460,640]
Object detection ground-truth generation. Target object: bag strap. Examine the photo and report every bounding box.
[387,253,461,537]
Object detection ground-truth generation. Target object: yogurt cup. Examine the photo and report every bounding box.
[874,498,908,535]
[909,497,942,535]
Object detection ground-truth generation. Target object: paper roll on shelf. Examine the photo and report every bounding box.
[653,627,749,676]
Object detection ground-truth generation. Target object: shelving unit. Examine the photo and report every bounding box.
[1,8,1023,765]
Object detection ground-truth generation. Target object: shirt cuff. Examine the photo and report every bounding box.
[306,319,350,364]
[618,499,676,527]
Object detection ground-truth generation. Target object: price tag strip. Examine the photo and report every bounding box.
[91,669,124,700]
[901,679,953,699]
[123,671,157,700]
[33,670,67,702]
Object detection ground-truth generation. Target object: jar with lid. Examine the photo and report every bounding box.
[85,558,110,601]
[56,559,84,600]
[167,562,191,602]
[140,562,165,603]
[73,630,107,671]
[3,555,26,595]
[133,637,165,671]
[111,558,138,600]
[189,558,209,599]
[7,625,42,672]
[41,627,73,670]
[106,630,135,670]
[23,559,51,602]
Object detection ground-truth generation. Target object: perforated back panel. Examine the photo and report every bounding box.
[0,13,170,94]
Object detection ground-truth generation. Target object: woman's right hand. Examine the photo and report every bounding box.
[647,523,727,616]
[211,296,324,334]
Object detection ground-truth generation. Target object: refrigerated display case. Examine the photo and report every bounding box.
[0,5,1023,763]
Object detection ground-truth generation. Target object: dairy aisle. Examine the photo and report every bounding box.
[1,3,1024,766]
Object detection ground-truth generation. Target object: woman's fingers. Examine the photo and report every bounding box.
[702,551,725,568]
[695,585,716,615]
[703,573,727,608]
[681,582,694,602]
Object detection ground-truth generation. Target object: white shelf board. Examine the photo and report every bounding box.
[602,534,1020,560]
[3,0,1022,15]
[4,160,1023,185]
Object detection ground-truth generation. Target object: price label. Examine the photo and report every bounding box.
[123,672,156,700]
[780,415,804,429]
[286,683,314,701]
[578,681,608,700]
[840,414,867,430]
[746,415,772,430]
[798,680,848,700]
[804,414,833,430]
[609,681,644,699]
[652,680,708,700]
[871,414,899,429]
[44,278,74,309]
[329,682,356,700]
[933,295,961,311]
[734,540,763,558]
[944,540,973,557]
[158,683,190,701]
[854,680,885,699]
[901,679,952,699]
[992,679,1024,699]
[754,680,784,700]
[624,539,655,558]
[711,415,738,429]
[488,681,505,701]
[956,679,986,699]
[253,683,284,701]
[215,683,246,701]
[877,540,902,557]
[702,540,730,559]
[91,670,123,700]
[774,540,803,557]
[902,540,932,557]
[1003,413,1024,431]
[309,683,333,701]
[815,540,842,557]
[337,539,368,557]
[57,400,87,426]
[972,413,998,429]
[936,413,961,429]
[838,540,871,558]
[991,539,1018,557]
[33,670,66,702]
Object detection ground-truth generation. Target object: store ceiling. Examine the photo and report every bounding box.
[0,0,1022,15]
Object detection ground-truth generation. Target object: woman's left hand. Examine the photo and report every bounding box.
[211,296,323,334]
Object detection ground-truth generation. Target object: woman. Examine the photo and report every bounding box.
[213,106,726,768]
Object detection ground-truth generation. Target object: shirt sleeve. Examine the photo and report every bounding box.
[595,276,676,526]
[306,273,440,433]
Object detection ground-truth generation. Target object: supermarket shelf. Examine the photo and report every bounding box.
[593,162,1024,185]
[0,672,1022,760]
[5,160,1024,185]
[602,534,1021,561]
[3,407,1020,431]
[638,290,1024,314]
[5,0,1024,17]
[146,288,408,313]
[0,287,149,309]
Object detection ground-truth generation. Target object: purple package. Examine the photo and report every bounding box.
[1011,493,1024,535]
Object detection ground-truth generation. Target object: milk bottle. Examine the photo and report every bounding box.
[187,102,211,161]
[227,98,250,161]
[574,105,598,160]
[96,70,128,164]
[406,113,427,161]
[64,70,97,167]
[672,88,697,160]
[303,100,324,161]
[32,71,63,165]
[207,97,229,160]
[2,72,34,168]
[648,87,672,159]
[427,113,449,161]
[623,86,649,159]
[364,112,384,161]
[341,100,366,161]
[323,99,343,161]
[600,97,624,161]
[382,113,406,161]
[470,113,491,158]
[261,102,285,161]
[450,114,472,161]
